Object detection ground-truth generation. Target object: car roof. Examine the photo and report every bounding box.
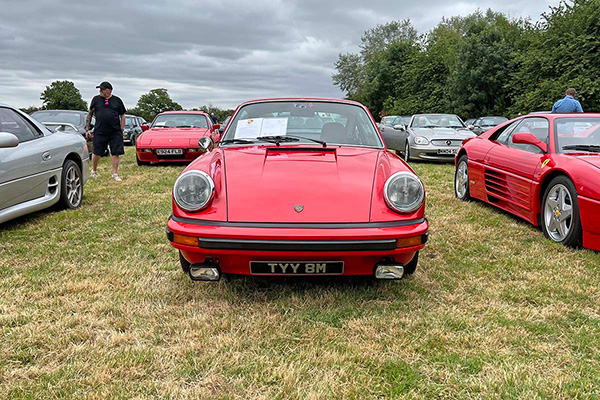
[31,109,86,113]
[525,112,600,118]
[157,111,209,116]
[237,97,366,107]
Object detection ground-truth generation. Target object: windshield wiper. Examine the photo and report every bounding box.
[284,134,327,147]
[255,135,300,146]
[177,125,193,128]
[220,138,258,145]
[562,144,600,153]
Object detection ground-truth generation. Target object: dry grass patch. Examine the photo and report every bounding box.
[1,152,600,399]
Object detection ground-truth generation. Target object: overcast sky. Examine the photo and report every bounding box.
[0,0,559,110]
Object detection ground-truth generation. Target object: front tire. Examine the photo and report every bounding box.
[58,160,83,209]
[404,251,419,275]
[179,251,191,274]
[455,155,471,201]
[541,176,582,248]
[403,141,410,162]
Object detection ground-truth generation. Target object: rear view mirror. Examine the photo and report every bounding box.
[0,132,19,148]
[512,132,548,153]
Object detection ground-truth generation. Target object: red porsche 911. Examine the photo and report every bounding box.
[455,113,600,251]
[135,111,220,165]
[166,98,429,281]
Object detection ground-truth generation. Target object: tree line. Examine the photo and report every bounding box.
[332,0,600,121]
[22,81,233,123]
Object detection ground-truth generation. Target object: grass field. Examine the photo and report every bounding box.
[1,150,600,399]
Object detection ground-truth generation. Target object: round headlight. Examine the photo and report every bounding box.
[173,170,215,212]
[414,136,429,145]
[384,172,425,213]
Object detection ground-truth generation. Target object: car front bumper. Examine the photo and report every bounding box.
[167,215,429,276]
[136,148,203,163]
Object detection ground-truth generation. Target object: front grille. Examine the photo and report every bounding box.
[430,139,464,146]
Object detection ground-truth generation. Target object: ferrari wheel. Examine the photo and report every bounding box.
[404,251,419,275]
[179,251,191,274]
[403,142,410,162]
[455,155,471,201]
[541,176,582,247]
[58,160,83,209]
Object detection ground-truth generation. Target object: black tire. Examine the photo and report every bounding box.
[131,133,137,147]
[454,155,471,201]
[58,159,83,209]
[404,251,419,275]
[541,176,582,248]
[136,155,149,166]
[403,141,410,162]
[179,251,191,274]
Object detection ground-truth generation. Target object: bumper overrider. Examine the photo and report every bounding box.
[166,215,429,280]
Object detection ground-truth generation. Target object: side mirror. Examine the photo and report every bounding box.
[512,132,548,153]
[467,125,474,130]
[198,136,214,153]
[141,125,149,131]
[212,124,220,131]
[393,124,406,131]
[0,132,19,148]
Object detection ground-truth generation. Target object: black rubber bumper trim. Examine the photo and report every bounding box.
[170,215,426,229]
[195,237,397,251]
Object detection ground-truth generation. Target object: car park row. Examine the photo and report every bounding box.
[2,101,599,282]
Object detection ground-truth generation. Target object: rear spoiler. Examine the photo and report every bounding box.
[41,122,80,132]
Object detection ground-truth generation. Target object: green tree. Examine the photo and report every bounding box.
[40,80,87,110]
[191,104,235,123]
[20,106,43,114]
[134,88,183,122]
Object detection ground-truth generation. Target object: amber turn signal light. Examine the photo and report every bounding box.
[396,236,422,248]
[172,233,199,247]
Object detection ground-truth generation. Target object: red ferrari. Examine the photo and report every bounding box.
[455,113,600,251]
[135,111,220,165]
[166,98,429,281]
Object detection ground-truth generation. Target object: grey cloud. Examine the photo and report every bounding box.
[0,0,558,109]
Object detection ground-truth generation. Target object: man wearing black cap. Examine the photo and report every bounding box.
[85,81,127,181]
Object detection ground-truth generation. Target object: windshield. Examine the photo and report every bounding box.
[222,101,383,148]
[152,114,209,129]
[555,117,600,153]
[125,116,137,127]
[480,117,508,126]
[393,116,411,126]
[31,111,82,126]
[412,114,465,128]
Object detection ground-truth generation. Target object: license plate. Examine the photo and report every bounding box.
[250,261,344,275]
[156,148,183,155]
[437,148,457,155]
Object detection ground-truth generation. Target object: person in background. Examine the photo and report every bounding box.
[552,88,583,113]
[86,81,126,181]
[210,112,218,124]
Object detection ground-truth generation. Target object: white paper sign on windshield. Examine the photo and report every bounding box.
[234,118,288,138]
[235,118,263,138]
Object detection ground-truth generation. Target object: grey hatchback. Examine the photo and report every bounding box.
[31,109,94,154]
[0,104,89,224]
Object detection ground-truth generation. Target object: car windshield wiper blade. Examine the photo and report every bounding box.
[255,135,300,146]
[220,138,258,144]
[177,125,193,128]
[284,134,327,147]
[562,144,600,152]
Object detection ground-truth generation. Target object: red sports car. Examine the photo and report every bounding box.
[135,111,220,165]
[455,113,600,251]
[166,98,429,281]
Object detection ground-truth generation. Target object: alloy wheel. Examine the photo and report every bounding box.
[65,165,82,207]
[544,183,573,242]
[455,160,468,199]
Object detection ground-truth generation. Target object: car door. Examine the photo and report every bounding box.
[484,117,550,214]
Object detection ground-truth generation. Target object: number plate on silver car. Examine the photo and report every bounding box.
[437,148,457,155]
[156,148,183,155]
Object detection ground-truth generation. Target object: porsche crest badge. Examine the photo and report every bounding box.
[294,205,304,213]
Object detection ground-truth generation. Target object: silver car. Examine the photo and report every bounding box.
[0,104,89,224]
[395,114,476,162]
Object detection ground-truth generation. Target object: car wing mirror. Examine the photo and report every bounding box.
[0,132,19,148]
[467,125,474,130]
[141,124,149,131]
[512,132,548,152]
[198,136,214,152]
[393,124,406,131]
[212,124,220,131]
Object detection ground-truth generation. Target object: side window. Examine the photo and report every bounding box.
[0,108,39,143]
[492,120,520,144]
[508,117,549,153]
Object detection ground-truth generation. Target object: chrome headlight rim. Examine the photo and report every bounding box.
[384,171,425,213]
[173,170,215,212]
[414,136,429,145]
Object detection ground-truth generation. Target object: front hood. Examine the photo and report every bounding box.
[224,146,380,222]
[138,128,210,146]
[411,127,475,139]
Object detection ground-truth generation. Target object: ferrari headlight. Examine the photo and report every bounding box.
[414,136,429,145]
[384,172,425,213]
[173,170,215,212]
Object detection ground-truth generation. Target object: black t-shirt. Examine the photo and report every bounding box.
[90,95,126,135]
